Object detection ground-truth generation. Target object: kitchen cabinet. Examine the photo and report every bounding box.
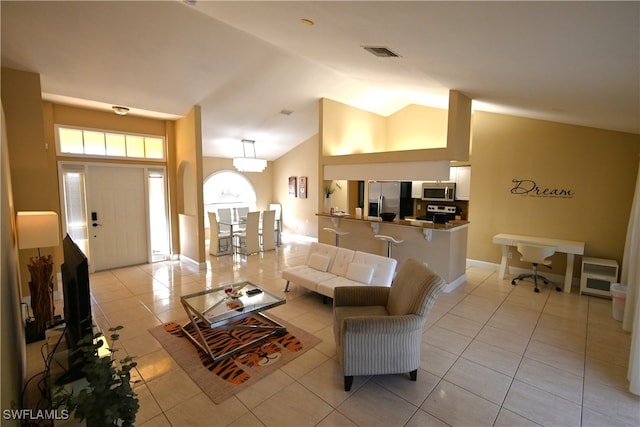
[411,181,424,199]
[450,166,471,200]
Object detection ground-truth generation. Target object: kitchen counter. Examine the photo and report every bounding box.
[317,213,469,232]
[317,213,469,291]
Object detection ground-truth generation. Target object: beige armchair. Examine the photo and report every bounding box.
[333,258,446,391]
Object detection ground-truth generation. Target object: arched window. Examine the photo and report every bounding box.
[203,170,257,227]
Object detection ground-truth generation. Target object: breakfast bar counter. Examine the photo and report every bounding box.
[317,213,469,291]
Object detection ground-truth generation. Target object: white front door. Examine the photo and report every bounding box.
[87,165,148,271]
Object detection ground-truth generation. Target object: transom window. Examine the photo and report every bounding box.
[203,171,257,227]
[56,125,165,160]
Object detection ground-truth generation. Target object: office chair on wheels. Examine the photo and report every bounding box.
[511,243,561,293]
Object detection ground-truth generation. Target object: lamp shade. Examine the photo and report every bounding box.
[233,139,267,173]
[16,211,60,250]
[232,157,267,173]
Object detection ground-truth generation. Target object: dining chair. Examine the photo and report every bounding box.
[260,210,276,251]
[268,203,282,246]
[207,212,231,256]
[234,211,260,255]
[234,206,249,232]
[216,208,232,234]
[235,206,249,221]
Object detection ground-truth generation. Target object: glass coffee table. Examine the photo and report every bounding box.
[180,281,287,363]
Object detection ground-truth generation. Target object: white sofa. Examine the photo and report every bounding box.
[282,242,398,299]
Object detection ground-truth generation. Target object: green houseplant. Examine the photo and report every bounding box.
[54,326,139,427]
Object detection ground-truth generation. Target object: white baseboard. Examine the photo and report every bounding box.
[179,254,207,270]
[444,274,467,293]
[466,259,500,270]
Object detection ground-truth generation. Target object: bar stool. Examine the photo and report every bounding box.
[323,228,349,247]
[375,234,404,258]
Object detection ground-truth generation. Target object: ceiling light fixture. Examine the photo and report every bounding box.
[112,106,130,116]
[233,139,267,173]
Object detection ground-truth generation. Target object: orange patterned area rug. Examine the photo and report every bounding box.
[149,314,321,403]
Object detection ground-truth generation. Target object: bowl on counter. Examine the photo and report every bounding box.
[380,212,396,222]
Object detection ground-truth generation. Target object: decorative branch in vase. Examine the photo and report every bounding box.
[323,186,334,213]
[324,186,335,199]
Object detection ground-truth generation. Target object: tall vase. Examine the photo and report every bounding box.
[324,195,332,213]
[27,255,55,340]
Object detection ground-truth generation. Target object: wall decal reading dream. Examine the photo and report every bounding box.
[510,179,574,198]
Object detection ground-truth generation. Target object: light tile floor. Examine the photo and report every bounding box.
[28,236,639,426]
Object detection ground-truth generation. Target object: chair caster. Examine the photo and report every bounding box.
[534,288,540,293]
[511,279,517,286]
[543,280,549,284]
[555,286,562,292]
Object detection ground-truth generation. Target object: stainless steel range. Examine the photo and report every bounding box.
[417,205,458,223]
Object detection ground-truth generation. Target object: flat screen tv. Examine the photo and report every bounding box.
[58,233,92,383]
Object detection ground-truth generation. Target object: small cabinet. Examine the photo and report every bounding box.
[411,181,423,199]
[580,257,618,297]
[450,166,471,200]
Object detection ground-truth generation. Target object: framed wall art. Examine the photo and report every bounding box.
[288,176,297,197]
[298,176,308,198]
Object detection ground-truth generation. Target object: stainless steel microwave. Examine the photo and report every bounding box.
[422,182,456,202]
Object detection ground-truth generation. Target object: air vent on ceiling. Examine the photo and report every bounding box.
[362,46,400,58]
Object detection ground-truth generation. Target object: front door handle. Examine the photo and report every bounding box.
[92,222,102,227]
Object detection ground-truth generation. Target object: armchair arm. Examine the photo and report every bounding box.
[334,286,390,308]
[342,314,423,335]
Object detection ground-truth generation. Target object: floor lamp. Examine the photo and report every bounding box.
[16,211,60,342]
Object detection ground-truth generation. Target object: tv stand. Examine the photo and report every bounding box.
[46,323,110,386]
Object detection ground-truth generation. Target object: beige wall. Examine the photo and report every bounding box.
[1,103,26,426]
[175,106,205,264]
[320,92,470,167]
[1,68,62,296]
[468,111,640,277]
[273,134,319,237]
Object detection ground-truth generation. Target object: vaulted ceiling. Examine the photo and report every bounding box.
[2,1,638,161]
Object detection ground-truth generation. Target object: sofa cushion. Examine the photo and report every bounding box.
[305,242,338,265]
[345,263,374,285]
[352,251,398,286]
[308,253,331,272]
[328,248,355,276]
[282,266,336,292]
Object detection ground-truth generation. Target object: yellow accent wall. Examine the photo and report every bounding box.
[387,103,448,150]
[321,98,386,156]
[469,111,640,277]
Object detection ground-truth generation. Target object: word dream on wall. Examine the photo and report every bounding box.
[510,179,574,198]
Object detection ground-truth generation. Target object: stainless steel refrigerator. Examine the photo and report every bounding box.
[367,181,413,219]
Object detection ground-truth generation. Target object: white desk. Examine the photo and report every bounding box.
[493,233,585,293]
